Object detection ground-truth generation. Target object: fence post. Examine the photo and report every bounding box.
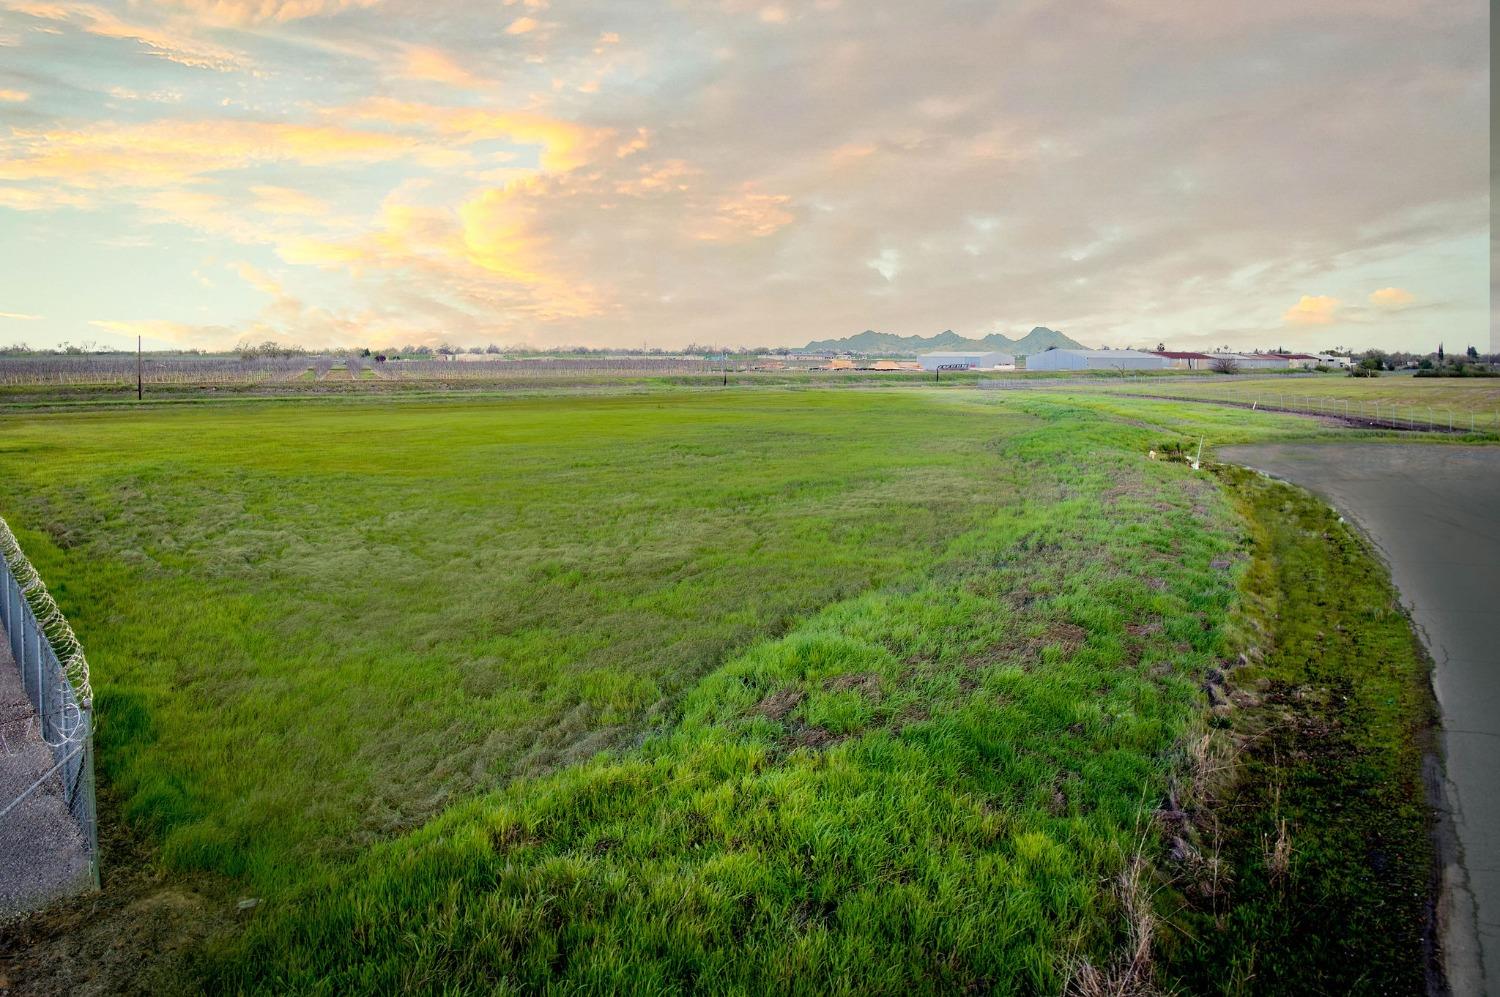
[26,620,41,730]
[6,571,17,665]
[80,724,99,888]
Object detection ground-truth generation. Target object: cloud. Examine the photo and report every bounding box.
[276,237,367,267]
[399,46,486,88]
[156,0,382,25]
[334,99,616,172]
[0,186,91,210]
[0,119,445,188]
[1370,286,1415,307]
[231,260,284,296]
[89,318,234,343]
[250,184,331,216]
[0,89,29,102]
[0,310,43,320]
[1,0,1487,351]
[1282,295,1342,325]
[687,184,794,242]
[5,1,250,71]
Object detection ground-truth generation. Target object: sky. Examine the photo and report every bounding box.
[0,0,1489,354]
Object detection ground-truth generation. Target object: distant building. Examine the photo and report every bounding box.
[1211,353,1289,370]
[1264,353,1324,369]
[1151,351,1215,370]
[1026,349,1170,371]
[917,351,1014,371]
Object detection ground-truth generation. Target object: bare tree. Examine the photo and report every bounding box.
[1209,356,1240,374]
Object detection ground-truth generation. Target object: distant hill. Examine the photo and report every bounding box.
[799,327,1084,356]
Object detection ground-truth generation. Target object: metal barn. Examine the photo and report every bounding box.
[1025,349,1170,371]
[917,351,1015,370]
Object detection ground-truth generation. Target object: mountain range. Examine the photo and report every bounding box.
[799,327,1085,355]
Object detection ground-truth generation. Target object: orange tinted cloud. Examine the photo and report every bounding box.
[88,318,228,342]
[399,46,486,88]
[338,99,612,172]
[231,261,285,296]
[1370,286,1414,307]
[0,186,91,210]
[7,1,250,71]
[689,184,794,241]
[0,90,30,102]
[0,120,425,187]
[158,0,381,25]
[505,15,539,34]
[276,237,369,267]
[250,184,331,216]
[1282,294,1341,325]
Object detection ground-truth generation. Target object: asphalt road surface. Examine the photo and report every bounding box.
[1222,442,1499,996]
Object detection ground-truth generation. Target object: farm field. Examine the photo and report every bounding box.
[0,387,1444,992]
[1101,372,1500,430]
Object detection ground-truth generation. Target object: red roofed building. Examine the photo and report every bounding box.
[1151,351,1215,370]
[1265,353,1324,369]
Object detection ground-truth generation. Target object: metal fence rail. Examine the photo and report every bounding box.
[0,515,98,896]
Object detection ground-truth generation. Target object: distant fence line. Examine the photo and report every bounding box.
[0,354,309,386]
[0,354,751,386]
[0,514,98,892]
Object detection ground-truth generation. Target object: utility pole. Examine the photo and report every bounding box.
[136,335,143,400]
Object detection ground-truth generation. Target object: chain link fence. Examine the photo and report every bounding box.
[0,514,98,911]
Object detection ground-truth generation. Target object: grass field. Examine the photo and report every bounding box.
[0,385,1446,991]
[1102,372,1500,430]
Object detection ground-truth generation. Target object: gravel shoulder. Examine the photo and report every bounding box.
[0,630,91,921]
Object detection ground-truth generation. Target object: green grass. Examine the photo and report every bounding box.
[176,393,1252,992]
[0,385,1445,991]
[0,391,1042,887]
[1156,467,1438,994]
[1102,372,1500,428]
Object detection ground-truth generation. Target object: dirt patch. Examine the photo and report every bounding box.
[753,687,804,721]
[891,703,930,734]
[822,673,881,699]
[0,787,234,997]
[784,726,844,751]
[966,621,1087,671]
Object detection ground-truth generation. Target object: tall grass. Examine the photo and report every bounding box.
[0,391,1032,887]
[191,398,1249,992]
[0,386,1434,990]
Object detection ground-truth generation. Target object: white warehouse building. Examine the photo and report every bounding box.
[1026,349,1170,371]
[1210,353,1291,370]
[917,351,1015,371]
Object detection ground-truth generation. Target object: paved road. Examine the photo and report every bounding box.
[1222,443,1499,996]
